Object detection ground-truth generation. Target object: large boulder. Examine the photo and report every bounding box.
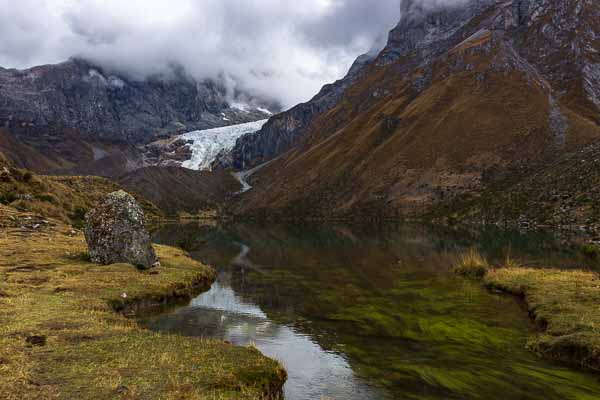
[85,190,158,269]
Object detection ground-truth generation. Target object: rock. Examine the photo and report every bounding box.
[116,385,129,394]
[84,190,158,269]
[25,335,46,347]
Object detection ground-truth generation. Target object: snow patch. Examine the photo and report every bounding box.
[257,107,273,115]
[108,76,125,89]
[86,69,107,85]
[180,120,268,171]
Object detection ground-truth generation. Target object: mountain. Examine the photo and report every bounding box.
[0,58,273,143]
[0,58,275,175]
[228,0,600,225]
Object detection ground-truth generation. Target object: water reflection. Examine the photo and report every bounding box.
[144,271,382,399]
[144,222,600,400]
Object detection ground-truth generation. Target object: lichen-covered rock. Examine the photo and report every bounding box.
[85,190,157,269]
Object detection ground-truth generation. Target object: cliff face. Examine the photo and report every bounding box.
[231,0,600,225]
[0,58,272,144]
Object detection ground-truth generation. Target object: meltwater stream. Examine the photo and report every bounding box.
[144,223,600,400]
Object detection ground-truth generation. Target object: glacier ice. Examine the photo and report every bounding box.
[180,119,268,171]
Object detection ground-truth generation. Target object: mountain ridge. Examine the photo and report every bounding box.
[0,57,274,143]
[228,0,600,227]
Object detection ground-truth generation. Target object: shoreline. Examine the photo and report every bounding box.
[0,207,286,399]
[455,258,600,373]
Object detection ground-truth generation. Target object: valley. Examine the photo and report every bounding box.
[1,0,600,399]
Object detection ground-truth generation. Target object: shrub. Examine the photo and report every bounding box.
[69,206,89,229]
[453,247,490,278]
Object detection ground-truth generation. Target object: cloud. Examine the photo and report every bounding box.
[0,0,401,108]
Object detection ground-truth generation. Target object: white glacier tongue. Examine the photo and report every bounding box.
[179,120,268,171]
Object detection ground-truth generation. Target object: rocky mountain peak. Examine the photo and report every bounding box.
[0,58,275,144]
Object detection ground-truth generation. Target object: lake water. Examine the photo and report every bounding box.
[143,222,600,400]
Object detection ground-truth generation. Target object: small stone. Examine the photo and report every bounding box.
[84,191,158,269]
[25,335,46,347]
[121,292,128,299]
[116,385,129,394]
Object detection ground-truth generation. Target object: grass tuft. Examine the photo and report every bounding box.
[453,247,490,278]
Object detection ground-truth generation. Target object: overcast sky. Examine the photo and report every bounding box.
[0,0,401,108]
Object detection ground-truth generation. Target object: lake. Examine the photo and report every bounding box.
[143,222,600,399]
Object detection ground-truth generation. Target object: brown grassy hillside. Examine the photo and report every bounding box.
[233,0,600,224]
[0,156,161,226]
[118,166,241,217]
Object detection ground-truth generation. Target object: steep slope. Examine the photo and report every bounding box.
[233,0,600,223]
[118,167,241,216]
[0,153,161,226]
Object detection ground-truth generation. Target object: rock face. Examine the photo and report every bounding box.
[0,58,274,144]
[85,190,157,269]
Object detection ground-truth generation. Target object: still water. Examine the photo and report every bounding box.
[144,222,600,400]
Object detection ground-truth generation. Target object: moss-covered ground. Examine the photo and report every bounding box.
[452,246,600,373]
[0,205,285,399]
[484,267,600,371]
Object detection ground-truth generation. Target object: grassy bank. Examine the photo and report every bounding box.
[0,205,285,399]
[454,249,600,372]
[1,159,162,227]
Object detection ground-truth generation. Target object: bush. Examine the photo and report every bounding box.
[453,247,490,278]
[69,206,89,229]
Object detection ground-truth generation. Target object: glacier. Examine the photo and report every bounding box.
[179,119,268,171]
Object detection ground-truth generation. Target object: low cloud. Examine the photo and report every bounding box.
[0,0,401,108]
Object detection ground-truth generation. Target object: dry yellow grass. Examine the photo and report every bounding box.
[0,160,162,227]
[453,247,490,278]
[0,206,285,399]
[454,246,600,372]
[484,267,600,371]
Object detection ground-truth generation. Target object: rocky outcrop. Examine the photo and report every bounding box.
[380,0,498,65]
[85,190,158,269]
[0,58,274,144]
